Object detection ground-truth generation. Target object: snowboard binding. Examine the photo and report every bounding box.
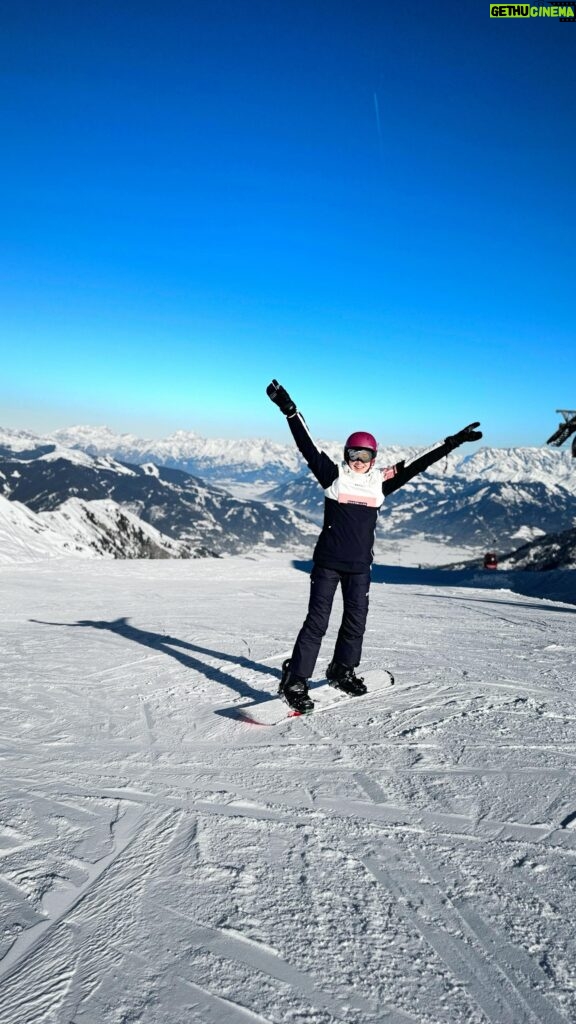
[326,660,367,696]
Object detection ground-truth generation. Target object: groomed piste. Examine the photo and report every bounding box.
[0,553,575,1023]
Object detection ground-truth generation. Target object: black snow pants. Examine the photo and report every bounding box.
[289,564,371,680]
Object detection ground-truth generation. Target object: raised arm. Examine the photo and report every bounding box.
[266,379,337,488]
[383,422,482,496]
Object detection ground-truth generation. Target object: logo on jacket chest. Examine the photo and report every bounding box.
[324,465,385,509]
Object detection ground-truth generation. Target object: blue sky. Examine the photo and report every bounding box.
[2,1,575,447]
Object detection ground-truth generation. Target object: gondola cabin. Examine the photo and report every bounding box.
[483,551,498,570]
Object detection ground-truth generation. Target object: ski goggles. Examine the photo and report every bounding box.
[345,448,375,463]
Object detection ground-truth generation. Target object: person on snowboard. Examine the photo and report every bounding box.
[266,379,482,713]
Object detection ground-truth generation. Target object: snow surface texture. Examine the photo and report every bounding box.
[1,553,575,1023]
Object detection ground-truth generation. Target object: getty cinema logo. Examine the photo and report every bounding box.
[490,4,576,15]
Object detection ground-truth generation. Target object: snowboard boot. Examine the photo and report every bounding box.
[326,660,367,696]
[278,659,314,713]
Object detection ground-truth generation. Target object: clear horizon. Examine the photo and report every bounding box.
[1,414,573,453]
[2,2,575,448]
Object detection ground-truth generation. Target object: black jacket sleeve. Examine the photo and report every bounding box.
[382,440,452,496]
[287,413,339,489]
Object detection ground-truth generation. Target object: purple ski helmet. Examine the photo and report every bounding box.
[344,431,378,466]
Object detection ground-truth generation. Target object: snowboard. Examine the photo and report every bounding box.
[236,669,395,726]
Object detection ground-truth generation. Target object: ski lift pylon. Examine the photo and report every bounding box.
[546,410,576,455]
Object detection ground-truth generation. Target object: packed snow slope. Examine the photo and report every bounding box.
[1,555,575,1024]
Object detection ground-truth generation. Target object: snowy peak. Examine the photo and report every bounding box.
[2,422,575,563]
[49,424,150,452]
[2,423,575,489]
[42,498,194,560]
[0,493,81,564]
[0,439,317,560]
[0,491,203,564]
[0,425,50,452]
[437,445,576,490]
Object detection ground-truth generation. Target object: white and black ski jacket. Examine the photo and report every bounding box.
[287,412,454,573]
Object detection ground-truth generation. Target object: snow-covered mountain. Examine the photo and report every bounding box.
[384,477,576,550]
[52,426,306,484]
[430,444,576,489]
[3,423,575,489]
[267,461,576,550]
[0,424,423,486]
[51,425,576,489]
[2,424,575,559]
[0,494,86,564]
[42,498,195,560]
[0,493,190,563]
[0,440,317,560]
[498,525,576,571]
[0,494,194,564]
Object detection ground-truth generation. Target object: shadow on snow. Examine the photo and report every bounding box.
[30,616,279,702]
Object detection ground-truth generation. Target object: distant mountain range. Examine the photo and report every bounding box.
[2,423,422,485]
[1,424,575,566]
[265,441,576,552]
[266,470,576,548]
[0,433,317,563]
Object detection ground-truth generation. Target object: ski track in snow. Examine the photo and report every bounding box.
[0,554,575,1024]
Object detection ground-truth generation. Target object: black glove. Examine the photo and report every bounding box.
[445,422,482,451]
[266,379,296,417]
